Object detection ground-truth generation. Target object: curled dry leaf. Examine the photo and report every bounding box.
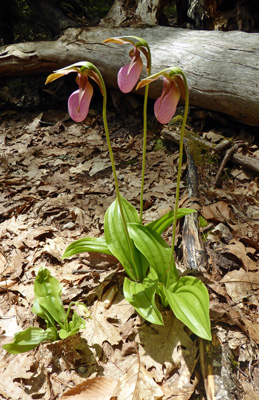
[220,268,259,303]
[201,201,230,222]
[219,240,258,271]
[60,377,118,400]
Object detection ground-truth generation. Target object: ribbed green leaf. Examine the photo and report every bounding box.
[59,311,85,339]
[127,223,173,285]
[147,208,196,235]
[123,268,163,325]
[33,268,66,327]
[2,327,57,354]
[31,298,56,329]
[104,195,148,281]
[62,236,112,259]
[164,276,211,340]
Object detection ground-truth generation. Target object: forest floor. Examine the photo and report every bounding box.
[0,97,259,400]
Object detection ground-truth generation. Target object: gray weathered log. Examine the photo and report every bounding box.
[0,26,258,125]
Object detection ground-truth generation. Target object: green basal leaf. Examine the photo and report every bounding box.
[59,311,85,339]
[32,298,57,329]
[2,327,57,354]
[163,276,211,340]
[147,208,197,235]
[62,236,112,259]
[58,329,70,340]
[33,268,66,328]
[127,223,174,285]
[104,194,148,281]
[123,268,163,325]
[69,311,86,331]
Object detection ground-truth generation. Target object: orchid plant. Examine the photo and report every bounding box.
[45,37,211,341]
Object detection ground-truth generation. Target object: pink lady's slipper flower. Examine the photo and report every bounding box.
[103,37,150,93]
[46,62,103,123]
[137,69,186,125]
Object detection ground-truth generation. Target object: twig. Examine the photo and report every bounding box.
[214,141,247,187]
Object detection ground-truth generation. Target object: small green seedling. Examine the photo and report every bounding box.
[3,268,90,354]
[199,216,209,228]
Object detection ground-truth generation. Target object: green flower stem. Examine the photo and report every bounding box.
[170,73,189,274]
[97,70,139,281]
[64,302,75,326]
[140,83,149,223]
[140,45,151,224]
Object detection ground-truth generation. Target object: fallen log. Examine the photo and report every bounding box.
[0,26,258,125]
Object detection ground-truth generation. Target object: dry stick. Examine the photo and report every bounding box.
[214,141,247,187]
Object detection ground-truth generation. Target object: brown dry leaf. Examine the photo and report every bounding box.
[68,206,90,228]
[0,304,22,338]
[112,362,163,400]
[0,352,38,400]
[83,298,122,347]
[220,268,259,303]
[0,251,7,274]
[61,377,118,400]
[241,380,259,400]
[69,156,110,176]
[1,105,259,400]
[3,251,26,279]
[83,293,138,350]
[43,236,67,259]
[201,201,230,222]
[25,113,43,134]
[220,240,258,271]
[137,314,198,398]
[103,292,138,326]
[203,131,225,143]
[241,318,259,345]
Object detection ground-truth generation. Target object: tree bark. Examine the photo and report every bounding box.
[0,26,258,125]
[186,0,259,31]
[101,0,168,27]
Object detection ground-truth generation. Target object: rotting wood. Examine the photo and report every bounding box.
[181,142,208,272]
[0,26,258,125]
[199,336,236,400]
